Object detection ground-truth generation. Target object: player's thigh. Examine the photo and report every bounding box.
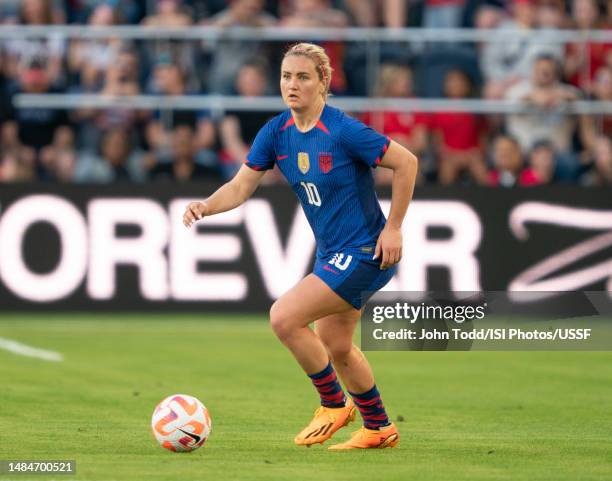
[315,309,361,359]
[269,274,354,335]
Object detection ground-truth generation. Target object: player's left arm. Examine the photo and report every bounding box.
[374,140,418,270]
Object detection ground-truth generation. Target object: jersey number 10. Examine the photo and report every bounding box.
[300,182,321,206]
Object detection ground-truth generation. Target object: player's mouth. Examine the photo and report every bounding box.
[287,94,299,101]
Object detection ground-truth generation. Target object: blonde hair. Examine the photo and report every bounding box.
[284,42,333,99]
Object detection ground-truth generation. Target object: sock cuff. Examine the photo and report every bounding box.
[349,384,379,400]
[307,361,334,380]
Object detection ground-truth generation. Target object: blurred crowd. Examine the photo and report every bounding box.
[0,0,610,186]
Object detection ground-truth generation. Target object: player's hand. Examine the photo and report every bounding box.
[183,201,209,228]
[374,224,402,270]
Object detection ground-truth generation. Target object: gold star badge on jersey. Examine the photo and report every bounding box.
[298,152,310,174]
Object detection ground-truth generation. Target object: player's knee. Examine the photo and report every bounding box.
[325,339,353,363]
[269,301,292,341]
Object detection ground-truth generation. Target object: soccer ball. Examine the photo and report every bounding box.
[151,394,212,452]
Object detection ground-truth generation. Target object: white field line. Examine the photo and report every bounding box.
[0,337,63,362]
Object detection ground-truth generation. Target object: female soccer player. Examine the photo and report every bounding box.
[183,43,418,450]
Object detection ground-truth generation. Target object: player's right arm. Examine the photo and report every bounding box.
[183,165,265,228]
[183,117,277,228]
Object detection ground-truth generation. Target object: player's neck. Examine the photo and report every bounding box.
[291,99,325,133]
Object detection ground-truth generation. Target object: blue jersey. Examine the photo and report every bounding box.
[246,104,390,258]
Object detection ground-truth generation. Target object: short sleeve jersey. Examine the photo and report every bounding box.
[246,104,390,257]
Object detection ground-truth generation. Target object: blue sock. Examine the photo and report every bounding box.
[308,362,346,408]
[349,385,390,429]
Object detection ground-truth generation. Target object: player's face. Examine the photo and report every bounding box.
[280,55,325,111]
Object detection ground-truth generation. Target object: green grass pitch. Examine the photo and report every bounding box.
[1,314,611,481]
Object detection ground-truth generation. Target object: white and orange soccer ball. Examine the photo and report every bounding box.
[151,394,212,452]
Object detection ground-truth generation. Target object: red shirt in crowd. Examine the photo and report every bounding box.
[603,116,612,138]
[566,35,612,90]
[361,111,427,137]
[518,168,547,186]
[428,112,485,151]
[488,169,548,186]
[426,0,465,6]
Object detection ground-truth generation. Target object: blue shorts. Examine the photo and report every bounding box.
[313,249,397,310]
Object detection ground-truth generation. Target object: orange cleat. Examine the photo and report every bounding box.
[294,398,356,446]
[328,423,399,450]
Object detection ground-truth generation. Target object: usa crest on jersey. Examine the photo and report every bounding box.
[319,152,333,173]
